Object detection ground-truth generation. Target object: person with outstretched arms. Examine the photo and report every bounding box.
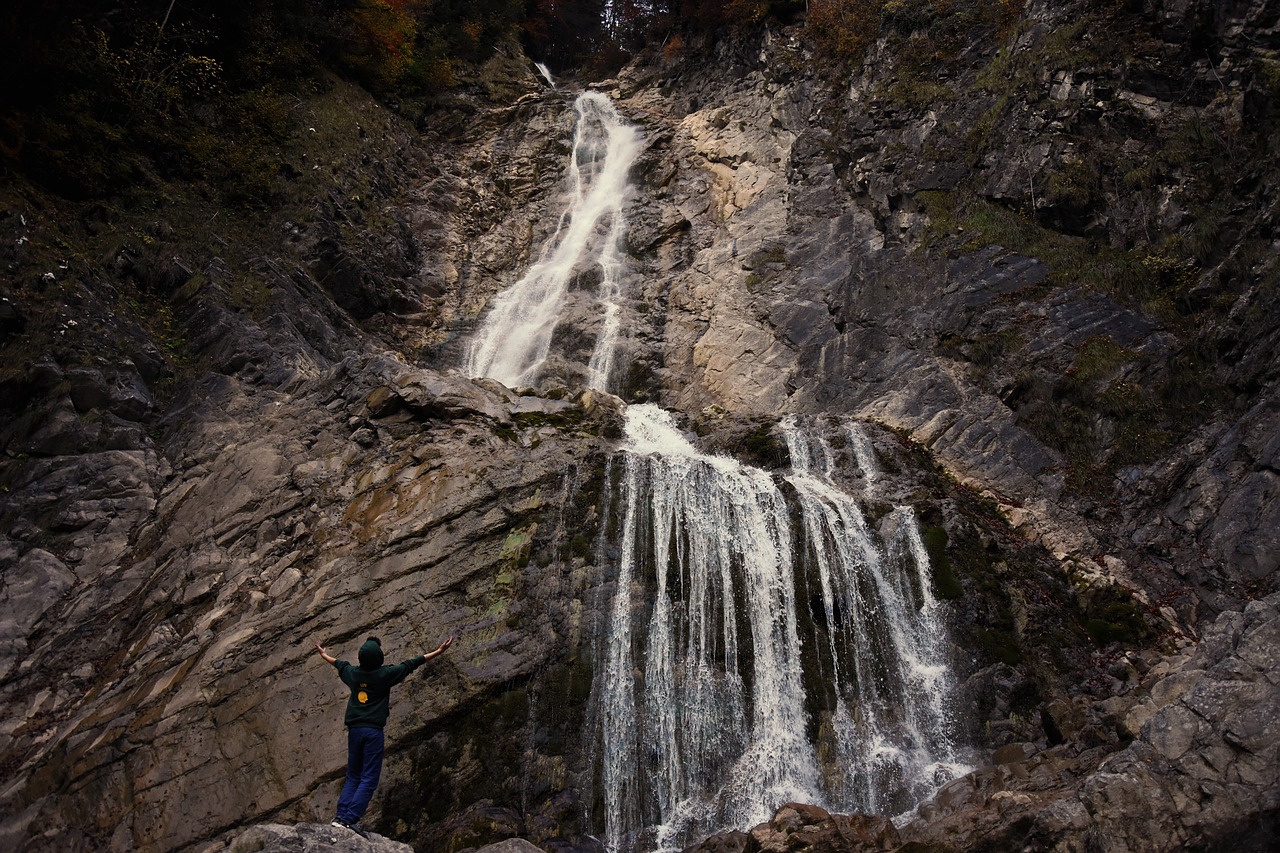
[314,634,454,835]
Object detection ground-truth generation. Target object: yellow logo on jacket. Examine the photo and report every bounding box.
[357,684,369,703]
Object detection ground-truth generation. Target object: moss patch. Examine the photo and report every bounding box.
[922,525,963,600]
[499,525,536,569]
[1081,584,1150,647]
[740,423,789,469]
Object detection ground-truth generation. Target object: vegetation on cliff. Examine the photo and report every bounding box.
[0,1,1021,203]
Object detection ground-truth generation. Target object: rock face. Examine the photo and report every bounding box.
[591,0,1280,623]
[1,0,1279,851]
[0,348,622,852]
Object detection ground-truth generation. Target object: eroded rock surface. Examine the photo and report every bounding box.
[0,350,620,852]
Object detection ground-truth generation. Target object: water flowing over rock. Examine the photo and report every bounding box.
[466,92,643,392]
[779,419,967,813]
[691,593,1280,852]
[591,406,968,852]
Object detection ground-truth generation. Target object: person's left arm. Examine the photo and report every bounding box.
[314,642,337,665]
[421,636,454,662]
[397,637,455,680]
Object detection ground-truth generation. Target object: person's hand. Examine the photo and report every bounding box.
[314,642,326,655]
[423,636,455,660]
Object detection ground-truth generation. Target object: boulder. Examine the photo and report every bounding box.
[393,370,513,423]
[217,823,413,852]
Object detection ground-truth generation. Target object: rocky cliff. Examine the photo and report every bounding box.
[1,0,1278,850]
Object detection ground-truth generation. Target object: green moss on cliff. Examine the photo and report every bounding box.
[921,525,963,600]
[1080,584,1151,647]
[740,422,790,469]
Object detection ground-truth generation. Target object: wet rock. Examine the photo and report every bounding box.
[430,801,525,851]
[992,742,1037,764]
[731,805,901,853]
[887,594,1280,851]
[704,597,1278,852]
[682,830,749,853]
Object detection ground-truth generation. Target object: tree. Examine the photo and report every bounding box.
[524,0,608,70]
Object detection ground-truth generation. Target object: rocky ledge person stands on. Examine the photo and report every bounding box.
[314,634,454,835]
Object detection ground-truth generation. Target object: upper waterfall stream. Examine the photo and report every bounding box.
[461,91,968,852]
[465,91,641,391]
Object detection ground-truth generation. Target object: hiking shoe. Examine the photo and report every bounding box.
[331,820,368,838]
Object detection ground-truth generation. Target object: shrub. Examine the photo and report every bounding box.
[805,0,883,62]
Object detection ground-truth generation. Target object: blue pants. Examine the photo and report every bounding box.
[336,726,384,824]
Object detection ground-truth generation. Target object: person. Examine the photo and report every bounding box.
[314,634,454,835]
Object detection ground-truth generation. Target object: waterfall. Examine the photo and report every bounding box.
[535,62,555,87]
[597,405,820,853]
[846,421,880,484]
[464,88,967,851]
[465,92,641,391]
[592,407,969,852]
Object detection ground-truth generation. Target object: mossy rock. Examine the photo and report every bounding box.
[1081,585,1151,646]
[739,423,789,469]
[975,626,1023,665]
[922,525,963,600]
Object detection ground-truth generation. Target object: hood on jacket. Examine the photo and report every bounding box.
[358,636,384,670]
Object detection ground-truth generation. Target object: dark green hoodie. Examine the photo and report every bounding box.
[333,638,426,729]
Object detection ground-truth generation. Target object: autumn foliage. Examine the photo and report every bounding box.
[0,0,1023,201]
[340,0,422,88]
[806,0,884,61]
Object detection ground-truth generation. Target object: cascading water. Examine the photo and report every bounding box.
[465,92,641,390]
[596,405,821,853]
[591,407,970,852]
[846,421,880,485]
[780,417,969,816]
[463,88,967,852]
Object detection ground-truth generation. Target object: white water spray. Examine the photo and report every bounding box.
[781,419,969,814]
[594,408,969,852]
[599,405,820,852]
[465,92,641,390]
[464,88,968,850]
[846,420,880,484]
[535,62,555,86]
